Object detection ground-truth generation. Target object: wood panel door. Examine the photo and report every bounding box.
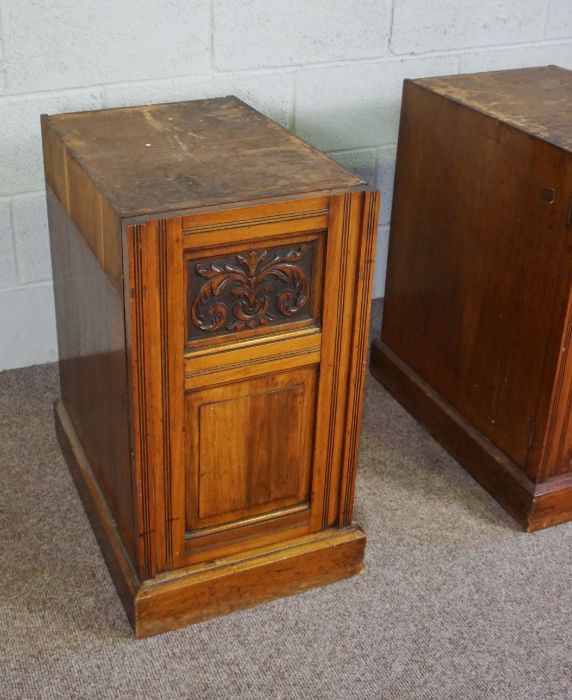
[127,190,378,577]
[184,366,319,561]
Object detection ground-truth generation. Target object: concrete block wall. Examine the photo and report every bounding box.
[0,0,571,369]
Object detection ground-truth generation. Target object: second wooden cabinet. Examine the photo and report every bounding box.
[372,66,572,531]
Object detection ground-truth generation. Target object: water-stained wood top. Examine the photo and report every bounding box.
[44,96,363,218]
[415,65,572,153]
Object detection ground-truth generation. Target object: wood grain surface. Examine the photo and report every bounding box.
[374,66,572,530]
[44,96,379,635]
[43,97,363,217]
[417,66,572,152]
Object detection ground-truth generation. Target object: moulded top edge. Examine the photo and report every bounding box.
[44,96,365,218]
[412,65,572,154]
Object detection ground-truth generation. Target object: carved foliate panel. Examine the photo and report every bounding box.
[186,241,316,342]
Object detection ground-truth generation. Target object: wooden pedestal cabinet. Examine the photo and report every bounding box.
[371,66,572,531]
[43,97,379,637]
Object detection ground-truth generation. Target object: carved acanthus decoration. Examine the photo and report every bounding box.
[190,245,311,334]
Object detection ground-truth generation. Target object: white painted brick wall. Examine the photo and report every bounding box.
[0,90,102,195]
[2,0,212,93]
[546,1,572,40]
[0,200,18,290]
[390,0,546,54]
[213,0,391,69]
[11,193,51,284]
[0,0,570,369]
[295,55,460,151]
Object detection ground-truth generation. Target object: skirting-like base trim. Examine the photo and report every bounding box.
[54,399,366,638]
[370,340,572,531]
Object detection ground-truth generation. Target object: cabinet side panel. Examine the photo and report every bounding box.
[43,116,124,293]
[539,291,572,478]
[46,187,136,564]
[383,81,570,474]
[316,191,379,529]
[538,158,572,479]
[124,219,187,579]
[338,190,380,526]
[41,115,68,211]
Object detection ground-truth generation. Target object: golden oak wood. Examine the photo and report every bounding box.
[372,66,572,530]
[43,96,379,636]
[55,397,366,638]
[185,367,316,530]
[135,527,366,639]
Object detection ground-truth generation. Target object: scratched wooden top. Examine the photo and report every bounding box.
[44,96,363,218]
[415,66,572,153]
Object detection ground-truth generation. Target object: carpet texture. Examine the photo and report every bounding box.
[1,302,572,699]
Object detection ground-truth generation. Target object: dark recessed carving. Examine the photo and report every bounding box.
[187,243,313,339]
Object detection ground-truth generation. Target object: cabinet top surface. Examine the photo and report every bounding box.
[43,96,362,218]
[415,65,572,153]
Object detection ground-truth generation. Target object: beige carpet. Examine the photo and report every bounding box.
[2,302,572,699]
